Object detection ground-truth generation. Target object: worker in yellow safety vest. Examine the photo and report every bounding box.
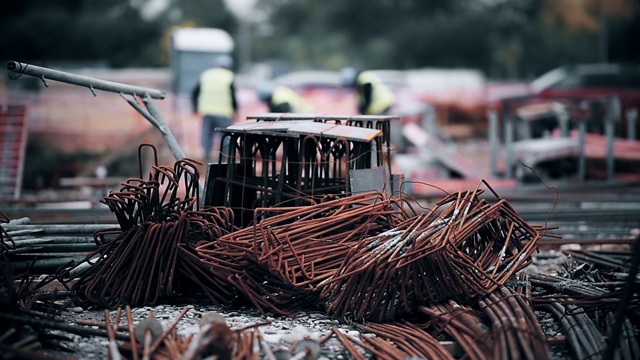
[257,84,314,113]
[341,67,395,115]
[191,55,237,162]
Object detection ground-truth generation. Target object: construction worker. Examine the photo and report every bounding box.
[341,67,395,115]
[192,55,237,162]
[257,84,314,113]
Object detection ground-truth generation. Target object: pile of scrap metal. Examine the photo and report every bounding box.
[530,248,640,360]
[197,183,541,322]
[1,211,89,358]
[1,144,639,359]
[0,172,539,359]
[202,113,398,228]
[68,144,236,308]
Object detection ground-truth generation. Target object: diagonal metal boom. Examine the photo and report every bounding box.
[6,60,185,160]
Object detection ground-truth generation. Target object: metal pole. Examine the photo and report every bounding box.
[6,61,187,161]
[238,20,252,73]
[603,234,640,360]
[7,61,165,99]
[578,120,586,182]
[487,109,499,178]
[1,223,119,233]
[558,110,570,138]
[627,108,637,141]
[143,96,185,160]
[605,97,618,181]
[504,115,514,179]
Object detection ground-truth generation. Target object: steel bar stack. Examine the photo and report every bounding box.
[321,181,540,322]
[204,119,386,227]
[0,219,118,275]
[195,191,417,315]
[530,276,640,359]
[478,286,551,360]
[67,144,235,308]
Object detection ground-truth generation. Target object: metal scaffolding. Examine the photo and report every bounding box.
[6,60,185,161]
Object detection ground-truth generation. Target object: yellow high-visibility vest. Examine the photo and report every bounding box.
[357,71,395,115]
[272,86,313,113]
[197,68,235,117]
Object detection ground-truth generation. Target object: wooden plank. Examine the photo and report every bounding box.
[319,125,381,142]
[224,121,293,131]
[246,113,399,123]
[224,120,381,142]
[246,112,319,121]
[285,121,335,133]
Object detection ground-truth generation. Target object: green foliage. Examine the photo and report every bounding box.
[608,10,640,63]
[177,0,237,30]
[260,0,639,78]
[0,1,164,67]
[0,0,638,78]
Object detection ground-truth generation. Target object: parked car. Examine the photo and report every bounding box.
[530,63,640,138]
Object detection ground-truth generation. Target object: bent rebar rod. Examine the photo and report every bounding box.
[6,60,185,160]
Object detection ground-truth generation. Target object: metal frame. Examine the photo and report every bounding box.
[247,113,397,178]
[203,118,385,227]
[489,95,620,182]
[6,60,185,161]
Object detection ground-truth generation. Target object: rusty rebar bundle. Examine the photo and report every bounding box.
[67,144,235,307]
[418,301,493,360]
[415,274,550,360]
[195,191,417,315]
[192,180,540,323]
[330,321,455,360]
[478,286,551,360]
[321,181,540,322]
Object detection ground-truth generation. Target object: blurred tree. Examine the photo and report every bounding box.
[540,0,637,63]
[266,0,458,70]
[0,0,164,67]
[608,8,640,63]
[259,0,639,78]
[0,0,638,77]
[166,0,236,32]
[155,0,237,66]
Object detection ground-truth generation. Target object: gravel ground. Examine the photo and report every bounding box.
[48,297,367,359]
[26,248,581,360]
[44,293,575,360]
[3,239,633,359]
